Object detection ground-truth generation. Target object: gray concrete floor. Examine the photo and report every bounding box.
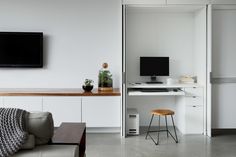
[86,131,236,157]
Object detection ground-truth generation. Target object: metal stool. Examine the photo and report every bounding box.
[145,109,178,145]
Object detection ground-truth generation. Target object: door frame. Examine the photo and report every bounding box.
[122,4,127,137]
[206,4,212,137]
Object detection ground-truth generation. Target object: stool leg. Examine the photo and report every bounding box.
[157,115,161,145]
[165,115,169,138]
[171,115,178,143]
[145,114,154,139]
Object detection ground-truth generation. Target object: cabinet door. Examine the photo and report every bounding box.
[82,96,121,127]
[185,97,204,106]
[3,96,42,112]
[211,0,236,4]
[167,0,209,4]
[123,0,166,5]
[0,97,3,107]
[43,97,82,127]
[185,105,204,134]
[184,87,203,97]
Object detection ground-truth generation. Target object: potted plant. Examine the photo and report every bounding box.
[82,79,94,92]
[98,63,113,91]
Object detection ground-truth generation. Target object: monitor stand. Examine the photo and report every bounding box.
[146,76,163,84]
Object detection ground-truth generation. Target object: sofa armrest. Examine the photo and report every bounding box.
[51,123,86,145]
[51,123,86,157]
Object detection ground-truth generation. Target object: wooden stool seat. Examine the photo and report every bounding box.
[151,109,175,116]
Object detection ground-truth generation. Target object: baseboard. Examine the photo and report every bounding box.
[212,128,236,136]
[54,126,121,134]
[86,127,121,133]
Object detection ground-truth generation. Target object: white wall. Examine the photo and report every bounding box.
[193,8,207,86]
[0,0,122,88]
[126,7,195,83]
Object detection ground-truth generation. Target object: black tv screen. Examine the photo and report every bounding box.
[0,32,43,67]
[140,57,169,76]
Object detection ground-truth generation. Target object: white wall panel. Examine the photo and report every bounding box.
[212,84,236,128]
[212,9,236,77]
[212,8,236,128]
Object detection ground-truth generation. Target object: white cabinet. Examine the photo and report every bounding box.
[0,97,3,107]
[185,105,204,134]
[82,96,121,127]
[167,0,209,4]
[3,96,42,112]
[123,0,166,5]
[43,97,82,127]
[177,87,204,134]
[1,95,121,131]
[184,87,204,134]
[211,0,236,4]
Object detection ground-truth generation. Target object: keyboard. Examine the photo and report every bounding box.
[140,88,169,92]
[146,82,163,84]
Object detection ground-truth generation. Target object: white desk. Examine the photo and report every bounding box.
[128,83,201,96]
[127,83,204,134]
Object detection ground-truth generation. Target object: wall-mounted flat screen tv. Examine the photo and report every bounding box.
[0,32,43,67]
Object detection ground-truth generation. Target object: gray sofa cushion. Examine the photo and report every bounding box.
[25,112,54,145]
[21,134,35,150]
[11,145,79,157]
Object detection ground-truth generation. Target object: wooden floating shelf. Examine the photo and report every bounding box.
[0,88,121,96]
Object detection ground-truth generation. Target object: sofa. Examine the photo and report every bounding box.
[10,112,81,157]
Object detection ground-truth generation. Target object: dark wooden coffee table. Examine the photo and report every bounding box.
[52,123,86,157]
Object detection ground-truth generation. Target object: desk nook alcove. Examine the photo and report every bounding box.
[122,4,207,137]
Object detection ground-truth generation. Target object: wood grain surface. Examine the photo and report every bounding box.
[0,88,120,96]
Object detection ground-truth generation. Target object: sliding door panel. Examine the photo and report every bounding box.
[212,5,236,129]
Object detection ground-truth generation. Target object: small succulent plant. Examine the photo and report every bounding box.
[84,79,93,86]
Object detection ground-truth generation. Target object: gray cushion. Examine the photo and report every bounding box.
[21,134,35,150]
[12,145,79,157]
[25,112,54,145]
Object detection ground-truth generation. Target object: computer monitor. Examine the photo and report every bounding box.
[140,57,169,83]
